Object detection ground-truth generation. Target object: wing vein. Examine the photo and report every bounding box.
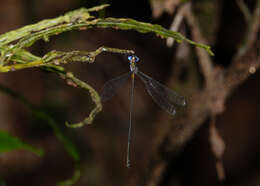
[137,71,185,115]
[101,72,132,102]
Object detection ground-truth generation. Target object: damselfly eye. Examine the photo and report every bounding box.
[127,55,132,61]
[134,56,140,62]
[128,55,140,62]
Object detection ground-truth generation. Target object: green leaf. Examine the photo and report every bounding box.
[35,111,80,161]
[0,84,80,185]
[95,18,214,55]
[0,84,79,161]
[0,130,44,156]
[0,7,94,47]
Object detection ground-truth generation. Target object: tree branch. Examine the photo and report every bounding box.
[145,1,260,185]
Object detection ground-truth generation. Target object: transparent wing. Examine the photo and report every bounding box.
[137,71,186,115]
[101,72,132,102]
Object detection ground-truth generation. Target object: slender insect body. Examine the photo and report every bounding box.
[130,64,135,72]
[101,55,186,168]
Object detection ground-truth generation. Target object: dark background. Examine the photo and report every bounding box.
[1,0,260,186]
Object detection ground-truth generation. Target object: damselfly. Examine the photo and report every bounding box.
[101,55,186,168]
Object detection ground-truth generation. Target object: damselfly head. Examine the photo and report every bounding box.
[128,55,140,63]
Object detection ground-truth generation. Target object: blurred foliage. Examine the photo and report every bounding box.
[0,130,44,156]
[0,179,6,186]
[0,84,80,185]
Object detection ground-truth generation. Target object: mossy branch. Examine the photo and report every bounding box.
[0,4,212,66]
[0,46,134,127]
[0,4,214,127]
[0,4,109,46]
[0,46,134,72]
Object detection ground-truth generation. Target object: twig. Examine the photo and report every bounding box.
[236,0,260,57]
[184,4,215,88]
[236,0,252,23]
[0,46,134,72]
[0,45,134,127]
[146,1,260,185]
[167,3,191,47]
[64,72,102,128]
[209,115,226,181]
[226,0,260,90]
